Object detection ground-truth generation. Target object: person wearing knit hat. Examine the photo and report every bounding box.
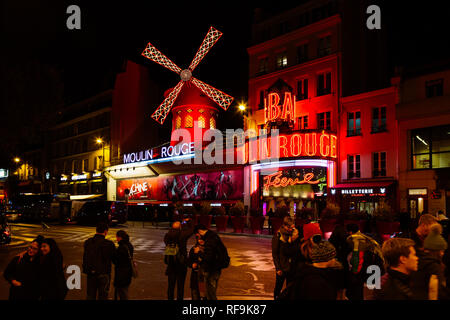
[411,223,450,300]
[311,241,337,263]
[424,224,448,251]
[298,223,323,265]
[281,240,345,300]
[302,222,323,241]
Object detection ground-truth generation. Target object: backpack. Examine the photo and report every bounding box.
[216,237,230,269]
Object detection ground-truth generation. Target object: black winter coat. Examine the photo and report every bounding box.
[288,262,345,300]
[164,221,194,273]
[83,234,116,275]
[411,251,449,300]
[374,268,414,300]
[201,230,224,273]
[272,231,299,273]
[114,240,134,288]
[4,254,40,300]
[38,254,68,300]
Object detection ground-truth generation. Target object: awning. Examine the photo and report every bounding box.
[69,194,104,200]
[332,181,395,189]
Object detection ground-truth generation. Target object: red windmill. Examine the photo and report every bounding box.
[141,26,234,126]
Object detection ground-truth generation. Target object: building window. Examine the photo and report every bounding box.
[372,107,387,133]
[258,90,265,109]
[276,52,288,69]
[373,152,387,177]
[198,116,206,129]
[258,57,269,75]
[317,111,331,130]
[296,79,308,100]
[296,44,308,64]
[185,115,193,128]
[210,117,216,130]
[426,79,443,98]
[317,35,331,57]
[175,116,182,129]
[347,111,361,136]
[298,116,308,129]
[83,159,89,172]
[412,125,450,169]
[317,72,331,96]
[348,154,361,179]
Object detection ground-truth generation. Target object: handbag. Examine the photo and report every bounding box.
[126,246,138,278]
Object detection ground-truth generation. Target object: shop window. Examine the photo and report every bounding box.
[317,111,331,130]
[412,125,450,169]
[317,72,331,96]
[373,152,386,177]
[298,116,308,129]
[296,43,308,64]
[317,35,331,57]
[210,117,216,129]
[198,116,206,129]
[347,111,361,136]
[425,79,443,98]
[297,79,308,100]
[348,154,361,179]
[372,107,387,133]
[175,116,182,129]
[276,52,288,69]
[185,115,193,128]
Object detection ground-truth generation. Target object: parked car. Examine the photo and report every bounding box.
[3,210,22,222]
[10,194,54,222]
[75,200,127,226]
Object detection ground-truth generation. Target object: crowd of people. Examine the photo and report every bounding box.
[272,213,450,300]
[4,210,450,301]
[3,222,135,300]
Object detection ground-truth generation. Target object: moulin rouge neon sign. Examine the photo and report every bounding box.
[264,92,296,123]
[263,171,319,192]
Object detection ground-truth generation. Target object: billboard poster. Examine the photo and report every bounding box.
[117,169,243,201]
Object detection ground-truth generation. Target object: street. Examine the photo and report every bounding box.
[0,222,275,300]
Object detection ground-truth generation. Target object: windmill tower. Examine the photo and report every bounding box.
[141,27,234,144]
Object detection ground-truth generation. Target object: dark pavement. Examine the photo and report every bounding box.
[0,222,275,300]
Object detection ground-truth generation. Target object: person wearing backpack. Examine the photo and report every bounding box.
[164,218,194,300]
[195,224,229,300]
[82,222,116,300]
[346,223,384,300]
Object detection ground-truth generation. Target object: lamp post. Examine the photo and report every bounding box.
[238,103,248,131]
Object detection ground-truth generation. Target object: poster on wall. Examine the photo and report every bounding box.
[117,169,243,201]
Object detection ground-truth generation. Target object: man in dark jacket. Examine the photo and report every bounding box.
[272,216,299,299]
[373,238,418,300]
[4,237,43,300]
[195,224,228,300]
[398,214,438,251]
[83,222,116,300]
[164,218,194,300]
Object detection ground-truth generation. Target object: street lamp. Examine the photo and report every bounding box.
[96,138,105,169]
[14,157,20,163]
[237,102,248,130]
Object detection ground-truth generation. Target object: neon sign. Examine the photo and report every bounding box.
[263,171,320,192]
[245,131,337,162]
[264,92,296,123]
[161,142,194,158]
[124,150,153,164]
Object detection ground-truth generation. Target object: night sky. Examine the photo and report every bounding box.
[1,1,450,167]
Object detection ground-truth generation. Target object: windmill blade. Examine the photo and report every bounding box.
[188,26,223,72]
[151,81,185,124]
[191,77,234,110]
[142,42,182,75]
